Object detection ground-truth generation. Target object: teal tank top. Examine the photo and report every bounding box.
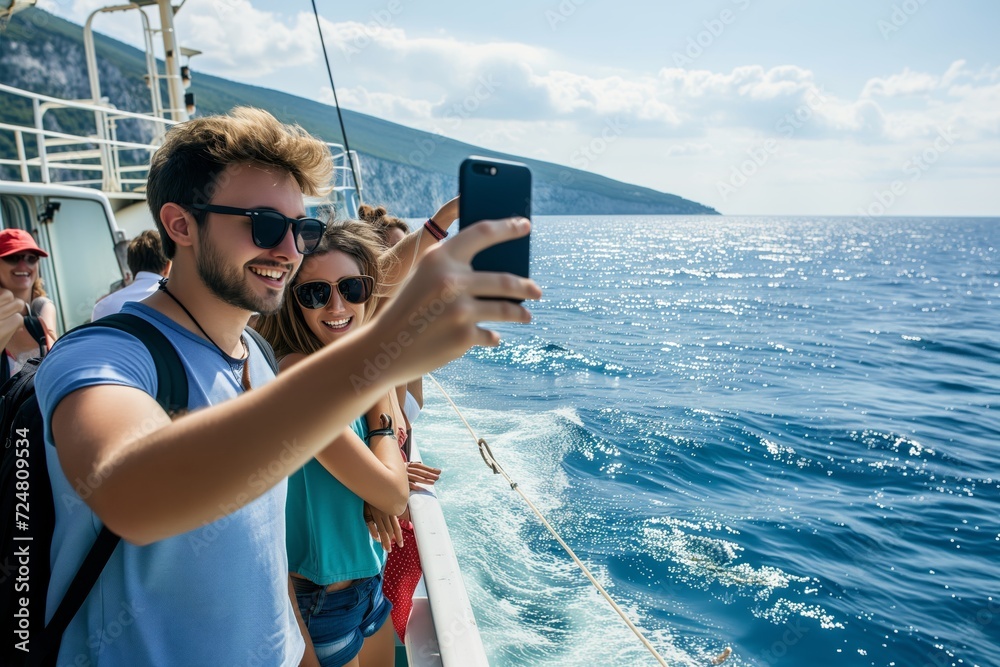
[286,416,387,584]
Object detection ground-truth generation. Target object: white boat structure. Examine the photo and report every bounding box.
[0,1,487,663]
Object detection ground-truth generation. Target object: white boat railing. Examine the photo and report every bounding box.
[0,83,362,203]
[406,440,489,667]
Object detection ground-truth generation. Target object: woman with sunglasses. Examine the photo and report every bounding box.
[0,229,58,380]
[256,220,412,667]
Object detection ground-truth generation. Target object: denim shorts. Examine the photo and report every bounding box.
[293,573,392,667]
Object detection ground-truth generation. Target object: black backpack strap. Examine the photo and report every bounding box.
[244,326,278,375]
[35,313,188,665]
[22,315,48,359]
[0,315,47,388]
[83,313,189,413]
[33,528,118,666]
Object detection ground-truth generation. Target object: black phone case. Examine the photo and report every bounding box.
[459,156,531,283]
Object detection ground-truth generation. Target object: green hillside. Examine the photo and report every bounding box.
[1,7,718,216]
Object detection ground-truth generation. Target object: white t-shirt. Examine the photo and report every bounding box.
[91,271,163,321]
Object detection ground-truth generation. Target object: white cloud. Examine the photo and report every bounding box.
[861,68,939,98]
[665,143,717,157]
[27,1,1000,214]
[36,0,149,46]
[325,86,436,120]
[177,1,318,77]
[856,61,1000,140]
[37,0,999,146]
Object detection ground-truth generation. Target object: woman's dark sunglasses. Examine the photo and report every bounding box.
[1,253,40,265]
[294,276,375,309]
[188,203,326,255]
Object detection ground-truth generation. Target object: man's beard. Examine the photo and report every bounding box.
[196,232,286,315]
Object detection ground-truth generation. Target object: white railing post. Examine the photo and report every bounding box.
[14,130,29,182]
[83,8,115,190]
[31,98,50,183]
[350,150,364,195]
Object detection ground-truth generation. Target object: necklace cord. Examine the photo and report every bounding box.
[157,280,249,389]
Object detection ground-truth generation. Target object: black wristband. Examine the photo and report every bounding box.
[365,413,394,445]
[365,427,395,443]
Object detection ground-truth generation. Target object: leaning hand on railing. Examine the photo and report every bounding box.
[406,461,441,491]
[363,501,404,553]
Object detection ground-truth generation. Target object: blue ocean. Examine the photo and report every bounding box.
[416,216,998,667]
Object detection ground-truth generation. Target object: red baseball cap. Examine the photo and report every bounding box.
[0,229,48,258]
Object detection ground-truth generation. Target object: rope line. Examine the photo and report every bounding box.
[426,373,671,667]
[309,0,363,203]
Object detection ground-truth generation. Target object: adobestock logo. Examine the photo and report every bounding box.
[545,0,589,31]
[339,0,406,62]
[569,116,630,173]
[857,126,958,221]
[878,0,932,40]
[715,87,829,202]
[405,75,501,169]
[672,0,753,68]
[349,281,460,393]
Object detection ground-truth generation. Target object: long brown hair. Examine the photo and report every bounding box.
[31,277,46,301]
[255,219,385,360]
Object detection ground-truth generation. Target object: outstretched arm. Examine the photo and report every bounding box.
[379,196,459,290]
[51,217,540,545]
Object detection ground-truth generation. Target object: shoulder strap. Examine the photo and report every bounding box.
[22,316,48,359]
[244,326,278,375]
[34,528,119,666]
[82,313,189,413]
[35,313,189,665]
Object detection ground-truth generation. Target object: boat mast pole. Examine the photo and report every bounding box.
[156,0,187,121]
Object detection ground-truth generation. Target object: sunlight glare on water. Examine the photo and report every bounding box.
[421,215,999,666]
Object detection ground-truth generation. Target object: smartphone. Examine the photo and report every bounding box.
[458,157,531,293]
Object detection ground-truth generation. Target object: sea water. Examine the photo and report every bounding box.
[416,216,998,667]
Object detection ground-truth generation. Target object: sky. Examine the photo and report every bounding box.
[35,0,1000,216]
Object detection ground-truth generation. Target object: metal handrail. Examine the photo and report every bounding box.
[406,440,489,667]
[1,84,363,201]
[0,83,180,124]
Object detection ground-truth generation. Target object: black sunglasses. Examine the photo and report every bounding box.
[294,276,375,308]
[1,253,40,265]
[188,203,326,255]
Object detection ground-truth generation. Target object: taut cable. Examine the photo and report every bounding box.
[426,373,675,667]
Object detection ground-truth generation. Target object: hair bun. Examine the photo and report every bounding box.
[357,204,389,223]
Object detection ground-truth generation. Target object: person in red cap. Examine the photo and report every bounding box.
[0,228,57,381]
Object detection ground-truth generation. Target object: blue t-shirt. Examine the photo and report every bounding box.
[34,303,304,666]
